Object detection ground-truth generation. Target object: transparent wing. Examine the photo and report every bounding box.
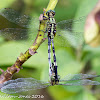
[0,8,39,29]
[59,79,100,86]
[0,8,39,47]
[55,16,86,48]
[57,16,86,32]
[54,31,84,48]
[1,78,50,94]
[60,74,100,82]
[0,28,28,40]
[0,28,37,41]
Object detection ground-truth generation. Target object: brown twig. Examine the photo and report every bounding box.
[0,18,46,84]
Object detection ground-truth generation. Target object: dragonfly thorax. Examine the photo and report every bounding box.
[47,17,56,39]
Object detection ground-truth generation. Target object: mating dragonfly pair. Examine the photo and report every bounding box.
[0,8,100,94]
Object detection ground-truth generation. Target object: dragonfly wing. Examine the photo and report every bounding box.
[1,78,50,94]
[0,28,37,41]
[0,28,28,40]
[59,79,100,86]
[0,8,39,29]
[60,74,100,82]
[55,16,86,48]
[54,30,84,48]
[57,16,86,32]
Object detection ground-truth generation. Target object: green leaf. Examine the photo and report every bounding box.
[82,45,100,63]
[65,89,97,100]
[48,85,75,100]
[75,0,98,18]
[0,0,16,9]
[83,90,97,100]
[56,49,83,78]
[0,41,48,68]
[83,45,100,54]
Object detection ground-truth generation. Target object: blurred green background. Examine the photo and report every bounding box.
[0,0,100,100]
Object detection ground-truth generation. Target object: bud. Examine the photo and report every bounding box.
[84,1,100,47]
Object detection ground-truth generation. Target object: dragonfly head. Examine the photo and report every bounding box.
[46,10,55,17]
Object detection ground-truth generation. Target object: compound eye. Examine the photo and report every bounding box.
[53,13,55,16]
[52,11,55,16]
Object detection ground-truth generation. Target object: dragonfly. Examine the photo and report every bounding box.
[41,10,58,79]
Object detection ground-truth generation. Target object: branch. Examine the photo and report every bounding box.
[0,0,58,85]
